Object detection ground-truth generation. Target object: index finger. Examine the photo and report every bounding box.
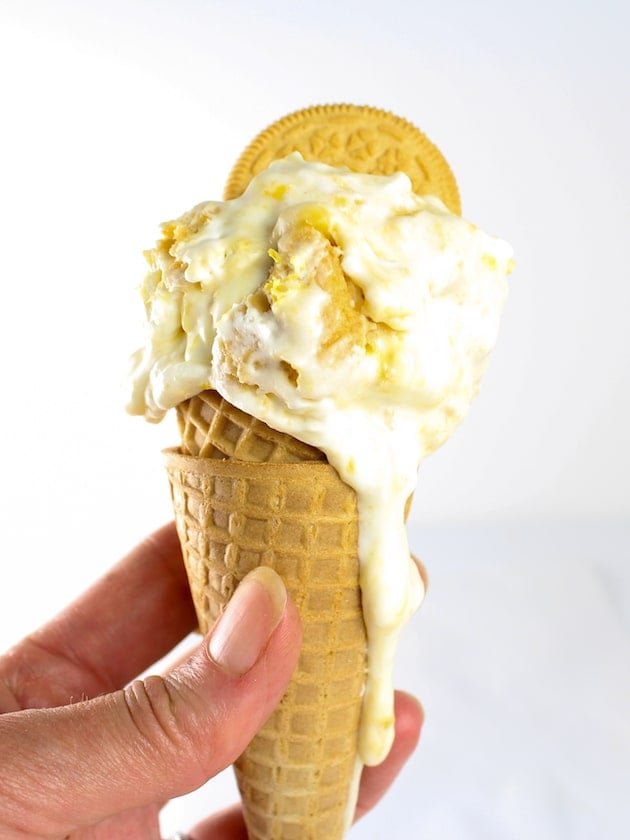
[1,523,196,709]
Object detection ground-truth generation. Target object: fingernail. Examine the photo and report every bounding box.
[208,567,287,676]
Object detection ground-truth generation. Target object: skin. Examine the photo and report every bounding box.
[0,523,426,839]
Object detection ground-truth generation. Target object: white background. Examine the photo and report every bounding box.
[0,1,628,837]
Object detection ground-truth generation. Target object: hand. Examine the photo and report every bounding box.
[0,524,424,839]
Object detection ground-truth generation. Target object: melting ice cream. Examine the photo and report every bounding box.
[128,153,513,766]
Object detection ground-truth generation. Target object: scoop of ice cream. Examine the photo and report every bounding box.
[128,153,513,764]
[130,155,511,443]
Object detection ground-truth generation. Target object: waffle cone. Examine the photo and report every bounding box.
[177,389,324,463]
[163,103,435,836]
[164,449,367,840]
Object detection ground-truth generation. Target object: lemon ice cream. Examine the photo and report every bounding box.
[129,154,513,767]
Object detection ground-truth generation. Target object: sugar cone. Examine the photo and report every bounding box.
[164,449,367,839]
[163,103,447,836]
[177,389,324,463]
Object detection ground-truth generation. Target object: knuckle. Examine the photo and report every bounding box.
[122,675,189,758]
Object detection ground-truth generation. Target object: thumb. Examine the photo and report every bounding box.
[0,567,302,838]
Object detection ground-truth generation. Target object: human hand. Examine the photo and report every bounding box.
[0,524,423,839]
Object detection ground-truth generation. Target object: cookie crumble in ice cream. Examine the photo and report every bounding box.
[128,153,513,766]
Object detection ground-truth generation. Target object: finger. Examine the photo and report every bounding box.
[355,691,423,820]
[188,805,247,840]
[0,568,302,838]
[66,803,161,840]
[189,690,423,839]
[411,553,429,592]
[1,523,196,710]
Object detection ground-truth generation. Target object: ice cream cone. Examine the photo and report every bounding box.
[153,106,466,838]
[130,100,512,840]
[164,450,367,840]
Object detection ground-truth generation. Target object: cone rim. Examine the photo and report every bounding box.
[163,446,345,480]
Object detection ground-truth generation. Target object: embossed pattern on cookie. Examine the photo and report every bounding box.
[224,103,461,214]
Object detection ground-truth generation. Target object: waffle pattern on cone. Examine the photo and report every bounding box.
[164,450,366,840]
[177,390,324,463]
[224,103,461,214]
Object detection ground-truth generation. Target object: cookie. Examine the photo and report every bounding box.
[224,103,461,213]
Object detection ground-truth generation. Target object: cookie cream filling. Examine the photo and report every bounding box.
[129,154,513,766]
